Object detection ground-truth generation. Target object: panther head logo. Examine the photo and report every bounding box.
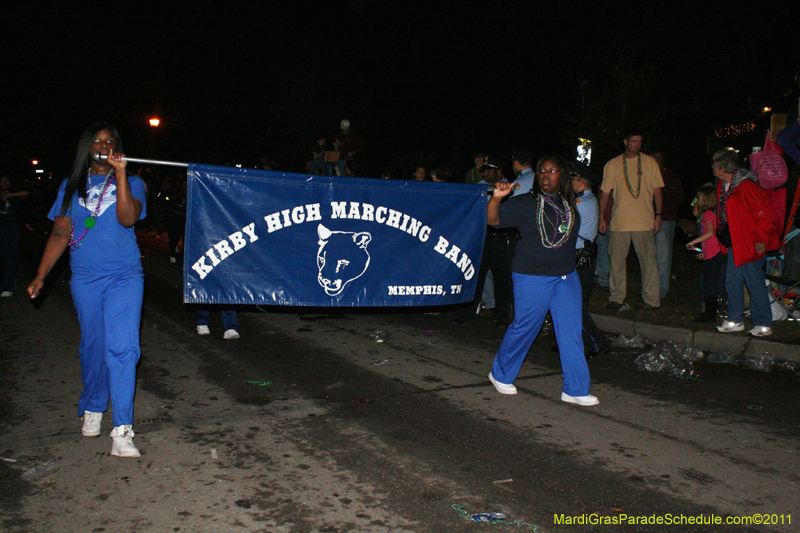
[316,224,372,296]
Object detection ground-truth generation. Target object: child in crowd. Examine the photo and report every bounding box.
[686,185,726,323]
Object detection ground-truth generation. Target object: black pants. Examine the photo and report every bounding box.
[472,233,516,322]
[577,261,611,355]
[167,213,186,258]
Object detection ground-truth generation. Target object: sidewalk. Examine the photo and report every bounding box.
[591,312,800,364]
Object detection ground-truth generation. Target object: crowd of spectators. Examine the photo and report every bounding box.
[3,114,797,349]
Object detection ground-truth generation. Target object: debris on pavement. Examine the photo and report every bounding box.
[708,352,733,364]
[371,358,393,366]
[451,504,540,529]
[742,353,800,373]
[776,360,800,372]
[243,379,272,386]
[743,353,776,372]
[21,461,60,482]
[368,330,388,343]
[611,334,648,349]
[635,341,703,378]
[471,512,507,523]
[707,352,799,373]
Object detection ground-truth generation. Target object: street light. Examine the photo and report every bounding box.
[149,118,160,127]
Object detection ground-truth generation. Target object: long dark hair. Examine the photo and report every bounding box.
[59,122,123,216]
[533,154,577,209]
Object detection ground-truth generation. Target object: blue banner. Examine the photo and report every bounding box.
[184,164,487,306]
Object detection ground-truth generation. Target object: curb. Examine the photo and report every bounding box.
[591,313,800,364]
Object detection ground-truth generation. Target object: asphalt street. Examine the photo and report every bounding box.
[1,234,798,532]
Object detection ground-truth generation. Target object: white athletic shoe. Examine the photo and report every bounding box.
[82,411,102,437]
[197,325,210,335]
[488,372,517,395]
[561,392,600,406]
[223,329,240,339]
[716,321,744,333]
[0,291,12,298]
[110,425,140,458]
[748,326,772,337]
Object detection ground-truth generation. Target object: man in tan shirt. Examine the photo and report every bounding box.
[598,129,664,310]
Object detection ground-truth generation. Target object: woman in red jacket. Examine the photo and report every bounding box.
[713,148,781,336]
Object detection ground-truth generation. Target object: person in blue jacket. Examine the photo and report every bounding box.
[28,122,146,458]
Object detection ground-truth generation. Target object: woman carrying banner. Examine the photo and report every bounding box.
[27,122,147,457]
[486,154,597,406]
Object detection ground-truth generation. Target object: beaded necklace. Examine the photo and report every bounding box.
[536,192,575,249]
[622,153,642,198]
[68,169,116,251]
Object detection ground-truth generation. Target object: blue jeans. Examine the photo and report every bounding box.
[777,120,800,165]
[481,270,495,308]
[725,251,770,327]
[595,231,610,287]
[655,220,676,299]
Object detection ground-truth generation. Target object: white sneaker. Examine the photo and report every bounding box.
[717,320,744,333]
[197,325,210,335]
[748,326,773,337]
[223,329,240,339]
[561,392,600,406]
[0,291,12,298]
[169,256,177,263]
[82,411,102,437]
[110,425,140,458]
[488,372,517,395]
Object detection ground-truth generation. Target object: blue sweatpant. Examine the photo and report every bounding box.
[197,310,238,331]
[491,271,591,397]
[71,267,143,427]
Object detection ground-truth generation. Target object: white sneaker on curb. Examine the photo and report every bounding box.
[110,425,140,458]
[488,372,517,395]
[0,291,12,298]
[748,326,773,337]
[562,392,599,406]
[82,411,102,437]
[223,329,240,339]
[197,325,210,335]
[717,320,744,333]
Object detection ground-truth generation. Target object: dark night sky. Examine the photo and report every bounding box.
[1,1,795,184]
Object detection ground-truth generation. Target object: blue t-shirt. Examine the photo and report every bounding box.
[48,173,147,275]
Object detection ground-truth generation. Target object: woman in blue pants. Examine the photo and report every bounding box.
[487,155,597,406]
[28,122,147,457]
